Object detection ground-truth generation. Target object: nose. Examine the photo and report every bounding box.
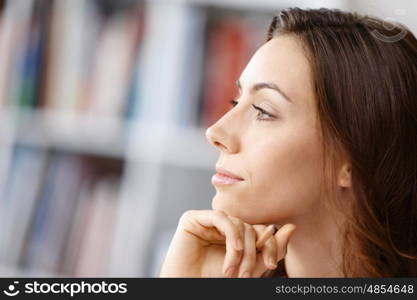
[205,120,239,153]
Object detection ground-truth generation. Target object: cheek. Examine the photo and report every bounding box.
[252,134,324,222]
[213,131,324,224]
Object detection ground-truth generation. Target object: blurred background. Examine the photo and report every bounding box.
[0,0,415,277]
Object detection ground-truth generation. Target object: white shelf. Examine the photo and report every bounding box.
[127,123,218,170]
[0,108,218,169]
[0,108,127,159]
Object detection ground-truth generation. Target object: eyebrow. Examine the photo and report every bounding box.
[236,79,292,103]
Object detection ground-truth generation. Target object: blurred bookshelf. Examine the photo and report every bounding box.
[0,0,350,277]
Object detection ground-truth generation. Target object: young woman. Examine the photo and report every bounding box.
[159,7,417,277]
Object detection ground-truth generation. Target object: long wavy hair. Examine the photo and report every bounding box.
[266,8,417,277]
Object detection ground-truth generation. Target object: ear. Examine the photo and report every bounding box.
[337,163,352,188]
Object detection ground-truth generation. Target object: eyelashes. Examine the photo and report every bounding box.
[229,99,276,121]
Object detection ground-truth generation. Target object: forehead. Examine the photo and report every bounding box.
[240,35,314,106]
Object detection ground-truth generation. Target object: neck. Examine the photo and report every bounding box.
[279,210,345,277]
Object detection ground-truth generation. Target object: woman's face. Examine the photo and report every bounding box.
[206,35,325,225]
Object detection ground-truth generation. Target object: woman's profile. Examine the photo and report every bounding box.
[159,7,417,278]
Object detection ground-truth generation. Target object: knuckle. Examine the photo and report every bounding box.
[213,213,242,240]
[252,225,265,236]
[253,224,266,230]
[179,210,195,223]
[212,210,226,224]
[228,216,243,225]
[245,223,256,235]
[213,210,226,218]
[231,218,244,232]
[245,247,256,259]
[212,211,224,225]
[227,249,241,262]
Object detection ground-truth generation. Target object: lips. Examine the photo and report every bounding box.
[211,166,244,186]
[215,166,244,180]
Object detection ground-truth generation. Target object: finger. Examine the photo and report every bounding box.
[261,235,278,270]
[227,216,245,242]
[251,225,270,277]
[200,211,244,277]
[252,224,296,277]
[253,225,278,270]
[222,216,245,277]
[273,224,296,262]
[255,224,277,250]
[237,223,257,278]
[252,249,270,277]
[252,224,267,240]
[186,210,244,251]
[180,210,245,277]
[222,238,242,277]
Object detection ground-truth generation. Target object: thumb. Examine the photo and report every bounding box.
[274,224,296,260]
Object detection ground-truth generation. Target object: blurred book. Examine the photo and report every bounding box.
[58,157,94,275]
[0,0,145,121]
[199,11,273,128]
[199,16,252,128]
[0,150,125,276]
[173,5,206,128]
[16,0,51,109]
[0,0,35,108]
[84,5,144,118]
[21,152,84,273]
[43,0,99,113]
[73,176,120,276]
[0,145,48,267]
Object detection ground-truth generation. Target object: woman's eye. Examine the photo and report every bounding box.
[228,100,276,121]
[252,104,275,121]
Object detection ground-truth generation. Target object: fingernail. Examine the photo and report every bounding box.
[285,224,297,237]
[241,271,251,278]
[225,266,236,278]
[235,238,243,250]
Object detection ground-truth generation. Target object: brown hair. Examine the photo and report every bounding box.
[266,8,417,277]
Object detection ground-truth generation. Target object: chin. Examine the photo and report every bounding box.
[211,195,237,215]
[211,195,224,212]
[211,195,292,225]
[211,195,257,224]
